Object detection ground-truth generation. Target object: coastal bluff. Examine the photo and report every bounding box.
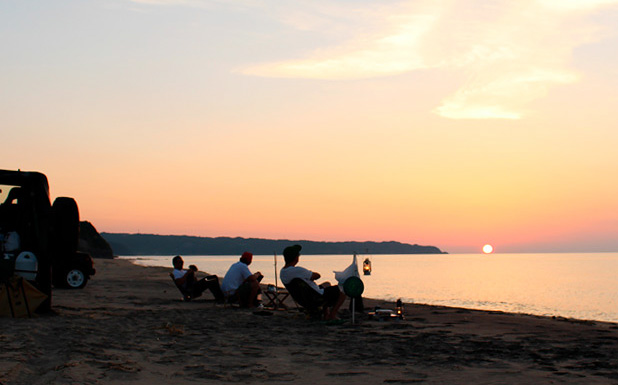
[78,221,114,259]
[101,233,447,256]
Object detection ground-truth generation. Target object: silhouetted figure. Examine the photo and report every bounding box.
[221,251,263,307]
[280,244,346,320]
[171,255,224,302]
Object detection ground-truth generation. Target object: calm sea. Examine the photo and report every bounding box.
[120,252,618,323]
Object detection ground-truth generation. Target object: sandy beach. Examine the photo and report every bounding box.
[2,258,617,384]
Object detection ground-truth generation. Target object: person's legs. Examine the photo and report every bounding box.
[186,276,204,298]
[203,275,224,302]
[192,275,223,301]
[248,279,260,307]
[236,281,261,307]
[323,286,346,320]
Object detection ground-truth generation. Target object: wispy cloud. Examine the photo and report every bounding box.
[124,0,262,10]
[240,3,442,79]
[239,2,442,79]
[239,0,618,119]
[436,68,578,119]
[128,0,191,5]
[537,0,618,11]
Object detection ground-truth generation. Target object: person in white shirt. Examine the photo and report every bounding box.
[221,251,263,307]
[172,255,224,302]
[279,244,346,320]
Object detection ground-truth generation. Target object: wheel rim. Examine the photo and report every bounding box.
[66,269,85,287]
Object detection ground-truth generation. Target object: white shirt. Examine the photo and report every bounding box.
[221,261,252,295]
[172,269,186,280]
[280,265,323,295]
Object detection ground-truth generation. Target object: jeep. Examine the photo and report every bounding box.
[0,169,95,312]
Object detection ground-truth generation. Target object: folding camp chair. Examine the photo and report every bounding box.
[169,273,200,301]
[283,278,326,319]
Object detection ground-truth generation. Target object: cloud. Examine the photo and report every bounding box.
[436,68,578,119]
[240,2,442,79]
[537,0,618,11]
[128,0,191,5]
[239,0,618,119]
[124,0,263,9]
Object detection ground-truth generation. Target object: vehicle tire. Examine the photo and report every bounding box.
[51,197,80,256]
[65,268,88,289]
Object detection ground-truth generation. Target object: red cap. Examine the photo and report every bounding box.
[241,251,253,263]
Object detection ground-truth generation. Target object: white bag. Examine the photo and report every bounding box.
[334,254,360,285]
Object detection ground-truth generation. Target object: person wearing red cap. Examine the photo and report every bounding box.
[221,251,263,307]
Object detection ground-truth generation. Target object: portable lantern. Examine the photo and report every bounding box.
[362,258,372,275]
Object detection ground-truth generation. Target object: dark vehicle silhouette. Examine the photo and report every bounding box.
[0,170,95,311]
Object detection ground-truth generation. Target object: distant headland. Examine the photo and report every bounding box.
[100,232,447,256]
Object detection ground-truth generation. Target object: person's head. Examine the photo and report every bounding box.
[283,244,302,264]
[172,255,184,269]
[240,251,253,265]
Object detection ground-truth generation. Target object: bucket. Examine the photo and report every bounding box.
[15,251,38,281]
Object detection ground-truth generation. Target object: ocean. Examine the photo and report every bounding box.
[120,252,618,323]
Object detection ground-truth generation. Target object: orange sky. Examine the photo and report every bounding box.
[2,0,617,253]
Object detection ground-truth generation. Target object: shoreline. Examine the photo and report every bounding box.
[2,258,617,384]
[120,254,618,325]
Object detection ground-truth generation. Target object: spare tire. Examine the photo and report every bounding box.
[64,268,88,289]
[51,197,80,256]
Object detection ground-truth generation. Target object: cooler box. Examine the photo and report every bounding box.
[14,251,38,281]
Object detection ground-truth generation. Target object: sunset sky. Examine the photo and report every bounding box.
[2,0,617,253]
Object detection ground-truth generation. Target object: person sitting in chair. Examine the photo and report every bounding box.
[221,251,263,308]
[280,244,346,320]
[172,255,224,302]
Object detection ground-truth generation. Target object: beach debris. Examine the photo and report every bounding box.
[105,360,140,373]
[53,361,81,371]
[163,322,185,335]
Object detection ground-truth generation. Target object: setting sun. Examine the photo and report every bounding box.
[482,244,494,254]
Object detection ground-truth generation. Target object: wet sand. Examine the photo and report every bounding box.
[1,258,617,384]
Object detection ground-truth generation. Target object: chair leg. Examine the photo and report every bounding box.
[223,291,237,308]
